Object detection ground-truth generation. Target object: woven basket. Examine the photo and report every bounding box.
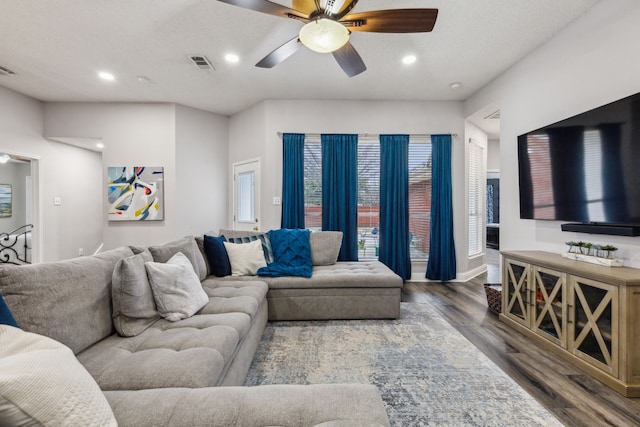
[483,284,502,314]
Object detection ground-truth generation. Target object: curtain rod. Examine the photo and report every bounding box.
[276,132,457,139]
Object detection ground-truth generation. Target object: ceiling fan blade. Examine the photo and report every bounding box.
[256,36,302,68]
[332,41,366,77]
[292,0,320,15]
[333,0,359,20]
[217,0,308,21]
[341,9,438,33]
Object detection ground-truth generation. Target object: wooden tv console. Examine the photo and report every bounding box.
[500,250,640,397]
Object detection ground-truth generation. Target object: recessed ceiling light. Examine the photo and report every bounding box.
[98,71,115,81]
[96,142,104,149]
[450,82,462,90]
[136,75,152,83]
[402,55,417,65]
[225,53,240,63]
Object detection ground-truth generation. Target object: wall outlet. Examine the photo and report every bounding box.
[53,197,62,206]
[78,248,83,256]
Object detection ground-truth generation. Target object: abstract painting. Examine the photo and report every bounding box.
[0,184,11,218]
[107,166,164,221]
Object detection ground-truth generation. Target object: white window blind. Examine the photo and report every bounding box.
[468,140,484,256]
[303,141,322,230]
[357,140,380,259]
[408,140,431,260]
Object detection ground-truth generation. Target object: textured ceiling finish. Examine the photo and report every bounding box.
[0,0,599,116]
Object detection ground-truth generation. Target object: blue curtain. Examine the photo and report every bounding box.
[426,134,457,281]
[379,135,411,281]
[321,134,358,261]
[281,133,306,229]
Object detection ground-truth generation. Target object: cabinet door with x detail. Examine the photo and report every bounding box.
[503,258,531,327]
[569,276,619,377]
[531,266,567,348]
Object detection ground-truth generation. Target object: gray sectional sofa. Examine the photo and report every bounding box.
[0,233,401,426]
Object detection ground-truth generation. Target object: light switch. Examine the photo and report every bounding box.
[53,197,62,206]
[273,196,281,205]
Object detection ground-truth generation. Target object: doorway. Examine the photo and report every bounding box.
[0,150,41,264]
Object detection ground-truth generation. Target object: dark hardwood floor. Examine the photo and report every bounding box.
[402,274,640,427]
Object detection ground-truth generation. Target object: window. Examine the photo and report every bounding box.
[408,140,432,259]
[303,142,322,229]
[468,140,484,256]
[357,140,380,258]
[303,136,432,260]
[237,171,254,223]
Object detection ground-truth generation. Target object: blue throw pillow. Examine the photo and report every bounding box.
[203,235,232,277]
[0,293,18,327]
[258,228,312,278]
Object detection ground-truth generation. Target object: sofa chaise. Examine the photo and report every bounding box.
[0,232,399,426]
[210,229,403,321]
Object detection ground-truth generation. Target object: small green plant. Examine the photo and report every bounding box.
[602,244,618,258]
[565,241,578,253]
[579,241,593,255]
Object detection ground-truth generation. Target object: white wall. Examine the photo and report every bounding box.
[0,87,104,261]
[44,102,177,250]
[465,0,640,267]
[228,102,268,230]
[175,104,229,237]
[0,162,30,233]
[487,139,500,171]
[46,141,103,258]
[229,99,470,276]
[44,102,229,251]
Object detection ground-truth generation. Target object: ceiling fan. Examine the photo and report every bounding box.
[216,0,438,77]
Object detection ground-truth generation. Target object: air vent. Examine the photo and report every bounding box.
[189,55,214,70]
[0,66,16,76]
[484,110,500,120]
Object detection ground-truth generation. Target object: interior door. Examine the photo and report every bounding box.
[233,159,260,231]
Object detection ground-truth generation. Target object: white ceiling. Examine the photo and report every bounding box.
[0,0,599,128]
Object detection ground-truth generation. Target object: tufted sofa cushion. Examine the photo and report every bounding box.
[200,280,268,315]
[76,280,268,390]
[210,260,402,290]
[104,384,390,427]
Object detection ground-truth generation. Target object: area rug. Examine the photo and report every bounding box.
[244,302,563,426]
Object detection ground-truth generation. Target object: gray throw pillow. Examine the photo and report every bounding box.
[145,252,209,322]
[148,236,207,281]
[194,236,211,276]
[310,231,343,266]
[111,249,160,337]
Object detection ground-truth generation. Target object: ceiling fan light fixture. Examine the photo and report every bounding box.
[299,18,349,53]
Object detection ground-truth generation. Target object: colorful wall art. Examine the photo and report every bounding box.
[0,184,11,218]
[107,166,164,221]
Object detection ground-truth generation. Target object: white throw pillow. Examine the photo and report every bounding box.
[224,239,267,276]
[0,325,117,427]
[145,252,209,322]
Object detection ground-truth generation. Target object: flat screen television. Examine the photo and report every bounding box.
[517,91,640,234]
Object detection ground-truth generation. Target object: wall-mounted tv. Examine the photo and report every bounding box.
[517,91,640,235]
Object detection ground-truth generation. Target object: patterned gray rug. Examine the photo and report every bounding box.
[244,302,563,426]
